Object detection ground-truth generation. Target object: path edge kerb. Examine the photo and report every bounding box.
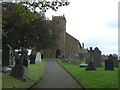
[57,60,86,90]
[28,61,48,89]
[28,77,44,89]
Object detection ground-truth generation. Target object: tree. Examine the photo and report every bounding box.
[2,3,39,78]
[2,2,40,46]
[2,2,59,50]
[15,0,70,12]
[2,1,70,49]
[2,1,70,79]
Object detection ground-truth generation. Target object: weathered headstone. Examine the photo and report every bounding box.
[10,65,23,79]
[11,50,30,81]
[29,54,36,64]
[113,59,119,68]
[89,47,93,62]
[35,52,41,62]
[105,54,114,70]
[10,50,23,79]
[112,54,119,68]
[86,47,93,63]
[93,47,102,67]
[2,44,11,66]
[86,62,96,70]
[86,47,96,70]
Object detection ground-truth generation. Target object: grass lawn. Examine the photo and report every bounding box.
[57,59,119,88]
[2,59,48,88]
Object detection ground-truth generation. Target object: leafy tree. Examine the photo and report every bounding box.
[2,3,38,49]
[2,2,60,50]
[2,1,70,49]
[2,1,70,79]
[21,1,70,12]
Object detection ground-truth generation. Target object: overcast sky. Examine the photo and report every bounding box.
[45,0,119,55]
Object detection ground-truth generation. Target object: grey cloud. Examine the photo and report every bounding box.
[105,19,118,29]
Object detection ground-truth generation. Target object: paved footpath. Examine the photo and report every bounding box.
[32,58,83,88]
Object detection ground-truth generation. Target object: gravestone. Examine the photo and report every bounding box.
[11,50,29,80]
[10,65,23,79]
[112,54,119,68]
[105,54,114,70]
[86,47,93,63]
[86,62,96,70]
[2,44,11,66]
[86,47,96,70]
[89,47,94,62]
[29,54,36,64]
[10,51,23,79]
[93,47,102,67]
[35,52,41,62]
[113,59,119,68]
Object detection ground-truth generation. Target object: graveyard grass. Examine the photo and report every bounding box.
[57,59,119,88]
[2,59,48,88]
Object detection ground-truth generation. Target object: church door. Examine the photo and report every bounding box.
[55,49,60,58]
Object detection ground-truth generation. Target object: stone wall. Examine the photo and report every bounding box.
[65,33,81,58]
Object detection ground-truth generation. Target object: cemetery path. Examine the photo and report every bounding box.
[31,58,83,88]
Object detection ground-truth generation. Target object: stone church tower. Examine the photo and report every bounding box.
[52,15,66,55]
[42,15,81,58]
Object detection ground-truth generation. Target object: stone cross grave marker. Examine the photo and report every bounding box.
[86,47,96,70]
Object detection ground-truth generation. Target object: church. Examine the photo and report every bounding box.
[41,15,82,58]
